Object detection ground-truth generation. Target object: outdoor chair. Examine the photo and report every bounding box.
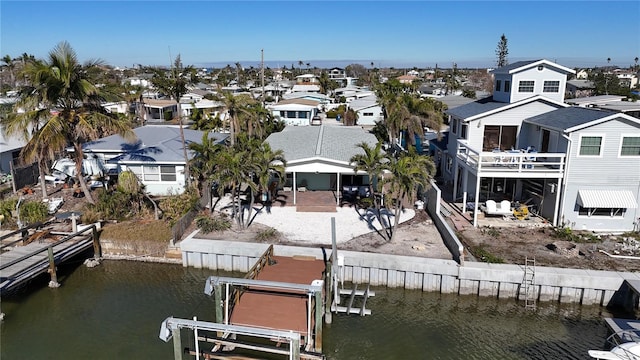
[483,200,513,216]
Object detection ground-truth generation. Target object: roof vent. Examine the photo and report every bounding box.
[537,65,544,71]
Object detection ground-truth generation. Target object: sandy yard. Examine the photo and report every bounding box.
[10,182,640,272]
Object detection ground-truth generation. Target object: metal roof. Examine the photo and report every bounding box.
[577,189,638,209]
[524,107,617,132]
[264,125,378,163]
[83,125,228,163]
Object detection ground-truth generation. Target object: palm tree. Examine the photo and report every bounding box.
[188,130,224,204]
[6,42,134,203]
[635,57,639,71]
[2,59,53,198]
[2,55,15,89]
[384,148,435,242]
[149,55,197,186]
[350,141,391,240]
[244,142,286,227]
[219,91,253,146]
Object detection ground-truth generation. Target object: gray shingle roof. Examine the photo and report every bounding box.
[84,125,228,163]
[524,107,617,132]
[445,97,510,119]
[265,125,378,163]
[491,60,541,74]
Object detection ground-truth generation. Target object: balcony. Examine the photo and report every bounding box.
[456,140,565,178]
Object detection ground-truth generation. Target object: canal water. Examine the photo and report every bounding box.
[1,260,612,359]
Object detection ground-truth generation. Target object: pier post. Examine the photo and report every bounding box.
[324,261,332,324]
[214,284,223,324]
[92,226,101,259]
[314,289,323,352]
[172,327,183,360]
[47,246,59,288]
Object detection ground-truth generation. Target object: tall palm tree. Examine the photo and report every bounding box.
[244,142,286,227]
[188,130,224,203]
[1,55,15,90]
[219,92,253,146]
[2,58,53,198]
[384,148,435,242]
[149,55,197,186]
[6,42,134,203]
[350,141,391,240]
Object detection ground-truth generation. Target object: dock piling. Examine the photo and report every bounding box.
[47,246,59,288]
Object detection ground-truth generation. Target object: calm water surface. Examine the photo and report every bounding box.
[1,260,611,359]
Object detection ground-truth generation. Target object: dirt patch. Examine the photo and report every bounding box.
[457,225,640,272]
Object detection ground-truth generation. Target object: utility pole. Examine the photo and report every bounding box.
[261,49,265,105]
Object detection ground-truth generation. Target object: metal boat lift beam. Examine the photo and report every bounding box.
[159,317,301,360]
[204,276,323,295]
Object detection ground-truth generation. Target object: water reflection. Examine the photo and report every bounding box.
[1,261,610,360]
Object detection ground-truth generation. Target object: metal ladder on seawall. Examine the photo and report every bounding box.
[523,257,536,310]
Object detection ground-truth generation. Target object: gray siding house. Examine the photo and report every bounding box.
[442,59,640,232]
[524,107,640,232]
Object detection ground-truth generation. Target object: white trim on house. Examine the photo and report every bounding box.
[577,133,606,158]
[618,134,640,158]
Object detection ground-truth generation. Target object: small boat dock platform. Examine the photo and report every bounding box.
[160,218,376,359]
[0,223,100,295]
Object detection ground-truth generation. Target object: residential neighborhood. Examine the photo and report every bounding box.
[2,0,640,359]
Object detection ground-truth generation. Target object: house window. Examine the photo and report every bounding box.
[483,125,517,151]
[579,136,603,156]
[160,165,177,181]
[279,111,286,117]
[128,165,143,181]
[363,112,374,116]
[461,124,468,139]
[451,119,458,135]
[297,111,308,119]
[578,206,625,217]
[518,81,535,92]
[143,165,159,181]
[620,136,640,156]
[543,81,560,92]
[445,155,453,173]
[286,111,296,118]
[495,80,502,92]
[504,81,510,92]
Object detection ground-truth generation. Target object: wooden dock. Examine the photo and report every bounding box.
[230,255,325,336]
[0,225,99,294]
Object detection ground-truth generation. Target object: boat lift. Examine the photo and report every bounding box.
[203,276,324,352]
[159,317,304,360]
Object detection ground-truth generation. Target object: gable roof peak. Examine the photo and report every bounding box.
[491,59,576,75]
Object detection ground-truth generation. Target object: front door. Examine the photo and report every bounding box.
[541,129,550,153]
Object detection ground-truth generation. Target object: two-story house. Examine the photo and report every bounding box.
[443,59,640,232]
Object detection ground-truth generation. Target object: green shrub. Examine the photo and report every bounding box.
[256,227,279,242]
[196,214,230,234]
[20,201,49,225]
[81,208,102,224]
[160,187,200,226]
[481,227,501,238]
[91,188,133,221]
[0,198,18,227]
[472,246,504,263]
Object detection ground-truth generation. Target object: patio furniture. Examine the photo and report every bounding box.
[524,146,537,169]
[483,200,513,216]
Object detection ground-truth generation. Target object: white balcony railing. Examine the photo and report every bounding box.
[456,140,565,176]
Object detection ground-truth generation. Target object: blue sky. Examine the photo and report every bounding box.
[1,1,638,69]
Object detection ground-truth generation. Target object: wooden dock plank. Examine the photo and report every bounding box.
[230,255,325,337]
[0,235,93,293]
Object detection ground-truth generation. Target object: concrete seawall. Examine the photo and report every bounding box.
[181,235,637,307]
